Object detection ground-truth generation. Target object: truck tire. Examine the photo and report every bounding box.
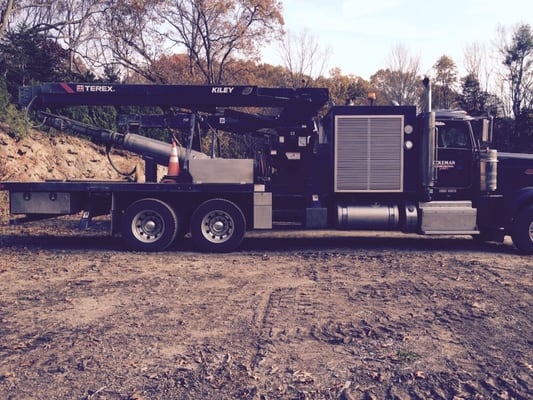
[190,198,246,252]
[122,198,178,252]
[511,205,533,255]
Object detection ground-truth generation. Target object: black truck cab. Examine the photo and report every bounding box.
[433,111,478,198]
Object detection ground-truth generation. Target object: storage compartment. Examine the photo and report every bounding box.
[189,158,254,184]
[10,191,82,215]
[419,201,478,234]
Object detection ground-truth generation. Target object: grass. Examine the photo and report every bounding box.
[397,349,421,362]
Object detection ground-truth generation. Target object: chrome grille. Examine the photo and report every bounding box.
[334,115,404,192]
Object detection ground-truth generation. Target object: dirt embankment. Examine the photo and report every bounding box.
[0,123,140,223]
[0,123,139,182]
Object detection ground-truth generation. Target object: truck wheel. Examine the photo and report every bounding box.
[511,205,533,255]
[190,198,246,252]
[122,198,178,252]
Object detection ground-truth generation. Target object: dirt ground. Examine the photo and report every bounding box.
[0,219,532,400]
[1,126,532,399]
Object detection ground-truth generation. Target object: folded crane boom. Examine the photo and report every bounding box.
[19,83,329,121]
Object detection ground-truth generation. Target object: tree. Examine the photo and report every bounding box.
[463,41,496,91]
[497,23,533,151]
[319,67,370,106]
[432,55,458,109]
[279,28,331,88]
[98,0,163,82]
[1,1,50,40]
[1,1,110,77]
[459,73,485,116]
[464,42,483,79]
[499,23,533,120]
[0,26,69,95]
[223,59,290,86]
[0,0,15,40]
[46,0,107,74]
[150,53,203,84]
[159,0,284,84]
[371,44,421,107]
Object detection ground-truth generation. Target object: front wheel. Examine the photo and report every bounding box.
[190,198,246,252]
[511,205,533,255]
[121,198,178,252]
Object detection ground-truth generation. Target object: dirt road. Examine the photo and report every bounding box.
[0,219,531,400]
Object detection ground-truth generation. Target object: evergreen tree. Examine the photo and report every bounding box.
[0,26,68,97]
[458,73,488,116]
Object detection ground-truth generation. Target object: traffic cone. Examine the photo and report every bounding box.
[167,140,180,176]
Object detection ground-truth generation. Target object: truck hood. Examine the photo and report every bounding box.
[496,151,533,194]
[498,152,533,161]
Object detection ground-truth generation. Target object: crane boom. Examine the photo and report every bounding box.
[19,83,329,121]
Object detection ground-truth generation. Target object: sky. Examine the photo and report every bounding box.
[260,0,533,80]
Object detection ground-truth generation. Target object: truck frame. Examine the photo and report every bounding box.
[1,79,533,254]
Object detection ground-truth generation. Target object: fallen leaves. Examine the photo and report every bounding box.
[128,391,145,400]
[292,370,314,384]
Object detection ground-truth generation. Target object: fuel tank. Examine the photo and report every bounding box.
[336,203,400,230]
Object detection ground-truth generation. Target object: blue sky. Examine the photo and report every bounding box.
[261,0,532,79]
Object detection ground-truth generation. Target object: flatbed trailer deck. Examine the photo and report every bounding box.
[1,180,263,252]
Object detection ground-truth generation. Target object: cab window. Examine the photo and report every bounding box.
[437,122,470,148]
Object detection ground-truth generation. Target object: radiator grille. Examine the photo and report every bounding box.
[334,115,404,192]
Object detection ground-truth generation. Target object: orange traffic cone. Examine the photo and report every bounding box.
[167,140,180,176]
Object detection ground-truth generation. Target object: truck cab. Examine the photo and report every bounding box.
[433,111,478,198]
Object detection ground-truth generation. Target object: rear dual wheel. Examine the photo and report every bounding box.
[121,197,246,252]
[190,198,246,253]
[122,198,178,252]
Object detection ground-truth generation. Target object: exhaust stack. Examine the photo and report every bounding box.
[420,78,436,200]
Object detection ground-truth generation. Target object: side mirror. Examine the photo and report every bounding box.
[482,118,493,143]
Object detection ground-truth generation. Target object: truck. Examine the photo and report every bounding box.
[1,78,532,254]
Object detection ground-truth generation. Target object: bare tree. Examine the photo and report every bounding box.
[2,1,109,75]
[51,0,107,74]
[159,0,284,84]
[0,0,50,39]
[371,44,421,106]
[3,0,284,84]
[463,42,496,93]
[464,42,483,80]
[279,28,331,88]
[463,41,505,116]
[497,23,533,120]
[96,0,163,82]
[0,0,15,39]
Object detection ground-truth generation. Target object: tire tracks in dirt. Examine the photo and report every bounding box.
[0,226,531,399]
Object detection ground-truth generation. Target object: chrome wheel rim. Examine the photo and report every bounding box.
[131,210,165,243]
[201,210,234,244]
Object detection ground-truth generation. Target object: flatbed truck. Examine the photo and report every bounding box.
[1,79,532,254]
